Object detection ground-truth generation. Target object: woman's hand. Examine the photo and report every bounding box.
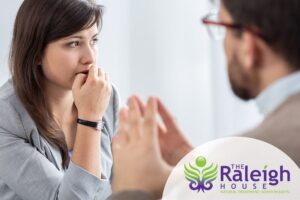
[112,97,172,198]
[72,66,112,121]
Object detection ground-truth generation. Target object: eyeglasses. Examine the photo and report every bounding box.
[202,10,265,41]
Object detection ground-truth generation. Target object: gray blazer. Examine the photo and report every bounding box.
[0,79,119,200]
[109,91,300,200]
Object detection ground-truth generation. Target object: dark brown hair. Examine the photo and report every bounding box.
[9,0,103,169]
[222,0,300,69]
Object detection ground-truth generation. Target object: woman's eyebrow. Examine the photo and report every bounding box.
[64,33,99,40]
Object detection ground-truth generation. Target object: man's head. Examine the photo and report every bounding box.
[216,0,300,100]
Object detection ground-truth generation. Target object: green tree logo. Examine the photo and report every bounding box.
[184,156,218,192]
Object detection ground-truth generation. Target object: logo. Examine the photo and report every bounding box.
[163,138,300,200]
[184,156,218,193]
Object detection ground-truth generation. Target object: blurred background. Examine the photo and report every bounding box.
[0,0,263,146]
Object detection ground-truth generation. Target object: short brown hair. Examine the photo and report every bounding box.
[222,0,300,69]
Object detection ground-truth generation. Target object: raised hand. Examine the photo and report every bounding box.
[112,97,172,198]
[132,96,193,166]
[155,98,193,166]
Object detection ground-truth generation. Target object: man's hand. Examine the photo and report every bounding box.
[156,98,193,166]
[112,97,172,198]
[133,96,193,166]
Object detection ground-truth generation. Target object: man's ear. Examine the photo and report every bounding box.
[240,31,261,70]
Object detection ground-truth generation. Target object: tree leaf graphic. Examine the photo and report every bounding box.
[184,164,200,182]
[202,164,218,183]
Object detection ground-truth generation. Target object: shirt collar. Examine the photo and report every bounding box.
[255,71,300,116]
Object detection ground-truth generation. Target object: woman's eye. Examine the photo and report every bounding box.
[67,41,80,48]
[91,38,99,45]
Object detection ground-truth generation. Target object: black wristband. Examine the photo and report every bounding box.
[77,118,104,131]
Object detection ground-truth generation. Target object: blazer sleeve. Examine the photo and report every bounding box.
[0,89,119,200]
[108,191,156,200]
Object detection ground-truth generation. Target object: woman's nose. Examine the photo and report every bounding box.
[80,45,96,65]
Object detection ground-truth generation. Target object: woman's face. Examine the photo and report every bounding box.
[41,24,99,90]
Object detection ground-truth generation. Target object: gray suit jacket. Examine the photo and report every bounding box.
[109,91,300,200]
[0,80,119,200]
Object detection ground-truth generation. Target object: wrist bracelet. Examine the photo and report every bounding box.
[77,118,105,131]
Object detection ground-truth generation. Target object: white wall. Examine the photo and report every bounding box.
[0,0,262,146]
[0,0,22,84]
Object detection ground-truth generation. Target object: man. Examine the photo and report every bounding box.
[110,0,300,199]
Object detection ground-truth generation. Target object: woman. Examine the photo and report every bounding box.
[0,0,119,199]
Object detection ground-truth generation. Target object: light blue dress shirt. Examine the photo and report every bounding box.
[256,71,300,116]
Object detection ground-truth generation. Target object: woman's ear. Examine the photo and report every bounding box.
[35,54,43,67]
